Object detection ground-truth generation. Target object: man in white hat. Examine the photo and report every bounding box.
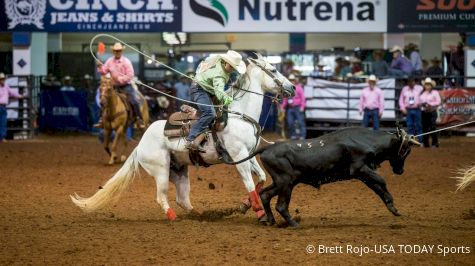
[0,73,24,142]
[388,45,413,77]
[60,76,75,91]
[359,75,385,130]
[95,42,144,128]
[185,50,245,152]
[419,77,441,148]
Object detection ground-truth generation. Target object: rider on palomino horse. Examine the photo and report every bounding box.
[185,50,246,152]
[95,42,145,129]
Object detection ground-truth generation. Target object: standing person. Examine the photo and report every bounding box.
[60,76,75,91]
[399,78,423,142]
[359,75,385,130]
[420,78,442,148]
[389,46,413,77]
[449,42,465,86]
[281,74,306,140]
[426,57,444,85]
[95,42,144,128]
[174,72,193,110]
[0,73,24,142]
[185,50,244,152]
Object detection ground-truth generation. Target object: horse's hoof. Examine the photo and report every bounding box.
[239,199,251,214]
[166,208,177,221]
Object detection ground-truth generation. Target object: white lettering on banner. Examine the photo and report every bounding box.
[50,0,175,10]
[183,0,387,32]
[53,107,79,116]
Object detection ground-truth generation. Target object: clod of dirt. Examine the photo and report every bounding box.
[208,183,215,190]
[462,209,475,220]
[98,186,103,189]
[184,208,239,222]
[197,177,203,181]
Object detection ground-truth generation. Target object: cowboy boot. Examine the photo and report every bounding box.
[185,134,206,153]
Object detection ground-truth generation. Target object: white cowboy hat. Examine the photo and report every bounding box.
[0,73,5,79]
[390,45,403,53]
[110,42,125,51]
[221,50,246,74]
[367,75,377,82]
[63,75,71,80]
[422,77,436,87]
[84,74,92,80]
[288,74,297,80]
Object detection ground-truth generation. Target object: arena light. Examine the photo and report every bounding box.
[266,56,282,64]
[162,32,188,45]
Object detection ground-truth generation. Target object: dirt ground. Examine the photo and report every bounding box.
[0,133,474,265]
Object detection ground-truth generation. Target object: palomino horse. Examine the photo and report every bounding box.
[71,55,295,221]
[99,75,149,165]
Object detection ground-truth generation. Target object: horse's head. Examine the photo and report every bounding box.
[246,54,295,98]
[389,126,421,175]
[99,75,113,107]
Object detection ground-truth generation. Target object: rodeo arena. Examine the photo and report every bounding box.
[1,0,475,265]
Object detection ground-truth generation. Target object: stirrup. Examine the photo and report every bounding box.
[185,140,206,153]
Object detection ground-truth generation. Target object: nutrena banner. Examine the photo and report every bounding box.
[183,0,387,32]
[388,0,475,32]
[0,0,181,32]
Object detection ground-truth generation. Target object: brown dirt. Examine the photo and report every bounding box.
[0,134,474,265]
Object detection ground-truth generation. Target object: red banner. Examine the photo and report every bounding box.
[438,89,475,131]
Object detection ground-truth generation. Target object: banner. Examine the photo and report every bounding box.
[388,0,475,32]
[305,78,396,120]
[0,0,181,32]
[183,0,387,32]
[438,89,475,130]
[39,90,89,131]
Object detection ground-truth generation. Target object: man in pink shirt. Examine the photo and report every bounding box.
[420,78,442,148]
[281,74,306,140]
[0,73,24,142]
[359,75,384,130]
[399,78,423,141]
[95,42,144,128]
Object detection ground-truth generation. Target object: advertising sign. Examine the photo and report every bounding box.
[183,0,387,32]
[388,0,475,32]
[0,0,181,32]
[438,89,475,130]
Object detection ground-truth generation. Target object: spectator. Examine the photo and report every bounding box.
[406,43,423,76]
[359,75,385,130]
[389,46,413,77]
[60,76,75,91]
[340,59,352,78]
[399,78,423,142]
[449,42,465,86]
[371,50,389,78]
[350,57,364,76]
[0,73,24,142]
[310,63,331,78]
[426,57,444,85]
[420,78,441,148]
[422,59,429,75]
[41,73,61,90]
[281,74,306,140]
[174,72,193,110]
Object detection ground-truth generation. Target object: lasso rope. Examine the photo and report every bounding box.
[90,33,224,108]
[415,120,475,137]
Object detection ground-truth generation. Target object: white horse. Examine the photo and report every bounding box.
[71,55,295,221]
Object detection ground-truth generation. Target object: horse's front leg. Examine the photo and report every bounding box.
[103,128,112,157]
[109,126,125,165]
[239,157,266,214]
[232,150,265,219]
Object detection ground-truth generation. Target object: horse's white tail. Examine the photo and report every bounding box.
[70,148,140,212]
[453,165,475,192]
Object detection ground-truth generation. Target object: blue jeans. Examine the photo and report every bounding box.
[118,84,142,120]
[406,108,422,142]
[362,108,380,130]
[187,86,216,141]
[286,106,306,139]
[0,106,6,140]
[389,68,410,77]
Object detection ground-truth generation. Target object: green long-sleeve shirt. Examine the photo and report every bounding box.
[195,56,232,102]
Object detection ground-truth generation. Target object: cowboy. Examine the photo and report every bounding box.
[420,77,441,148]
[359,75,385,130]
[185,50,245,152]
[399,78,423,142]
[95,42,144,128]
